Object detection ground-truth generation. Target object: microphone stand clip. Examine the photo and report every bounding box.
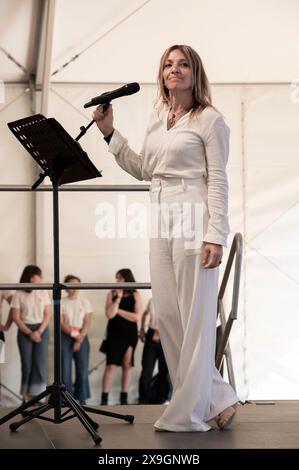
[76,102,110,141]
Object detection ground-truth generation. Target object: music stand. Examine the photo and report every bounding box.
[0,114,134,445]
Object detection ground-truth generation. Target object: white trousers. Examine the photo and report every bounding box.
[149,177,238,432]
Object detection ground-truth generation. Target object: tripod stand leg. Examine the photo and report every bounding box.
[62,390,99,430]
[61,391,102,445]
[9,404,52,432]
[82,406,134,423]
[0,388,50,425]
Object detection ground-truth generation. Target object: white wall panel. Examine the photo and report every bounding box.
[0,85,35,401]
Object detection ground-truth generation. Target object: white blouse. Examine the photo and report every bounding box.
[11,290,51,324]
[61,297,92,329]
[108,106,230,246]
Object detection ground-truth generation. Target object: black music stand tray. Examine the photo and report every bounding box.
[0,114,134,445]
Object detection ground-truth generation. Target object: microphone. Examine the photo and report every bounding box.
[84,82,140,108]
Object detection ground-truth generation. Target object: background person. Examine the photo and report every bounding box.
[101,269,142,405]
[138,298,171,404]
[10,265,51,402]
[61,275,92,405]
[0,290,13,363]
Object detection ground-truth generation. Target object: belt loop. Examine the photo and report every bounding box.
[181,178,187,191]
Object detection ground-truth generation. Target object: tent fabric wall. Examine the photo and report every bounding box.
[2,0,299,83]
[51,0,299,83]
[0,85,35,401]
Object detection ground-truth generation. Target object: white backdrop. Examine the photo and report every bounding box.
[1,0,299,404]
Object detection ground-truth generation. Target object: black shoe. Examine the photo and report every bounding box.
[79,400,86,406]
[120,392,128,405]
[101,392,108,406]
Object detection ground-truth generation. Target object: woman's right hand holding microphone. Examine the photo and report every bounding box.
[92,104,114,137]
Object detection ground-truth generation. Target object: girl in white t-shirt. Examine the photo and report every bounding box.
[61,275,92,404]
[10,265,52,401]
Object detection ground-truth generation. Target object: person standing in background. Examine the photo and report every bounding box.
[0,290,13,362]
[101,269,142,405]
[10,266,51,402]
[61,274,92,405]
[0,290,13,329]
[139,298,171,404]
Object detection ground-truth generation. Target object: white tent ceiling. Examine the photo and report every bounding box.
[1,0,299,84]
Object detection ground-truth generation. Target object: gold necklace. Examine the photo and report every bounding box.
[167,111,176,130]
[167,107,191,130]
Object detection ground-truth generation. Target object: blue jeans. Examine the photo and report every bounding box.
[61,333,90,401]
[17,324,49,396]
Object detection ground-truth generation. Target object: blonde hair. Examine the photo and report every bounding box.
[156,44,214,117]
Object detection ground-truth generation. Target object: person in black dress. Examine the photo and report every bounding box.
[138,298,171,404]
[101,269,142,405]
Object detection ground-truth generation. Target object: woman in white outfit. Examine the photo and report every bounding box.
[93,44,238,432]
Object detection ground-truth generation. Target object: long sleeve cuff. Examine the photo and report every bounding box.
[104,130,114,144]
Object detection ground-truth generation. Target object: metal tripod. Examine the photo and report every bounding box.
[0,169,134,445]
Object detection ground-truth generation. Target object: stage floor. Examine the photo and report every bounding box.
[0,401,298,449]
